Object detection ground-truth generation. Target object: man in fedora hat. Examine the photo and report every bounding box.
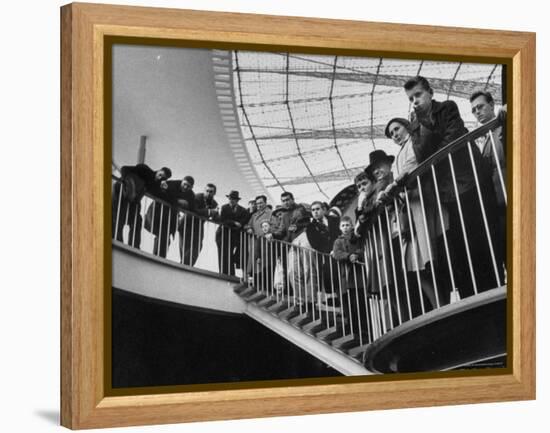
[215,190,249,276]
[364,149,395,206]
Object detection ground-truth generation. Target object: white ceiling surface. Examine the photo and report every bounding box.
[112,45,260,202]
[234,52,502,203]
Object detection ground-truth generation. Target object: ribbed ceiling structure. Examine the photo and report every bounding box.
[233,51,503,204]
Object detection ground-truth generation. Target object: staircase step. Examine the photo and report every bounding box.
[278,305,302,322]
[233,283,250,295]
[331,333,357,349]
[289,311,313,328]
[237,287,257,298]
[347,344,370,361]
[302,318,325,336]
[316,326,343,342]
[244,291,268,303]
[266,300,290,315]
[256,296,278,309]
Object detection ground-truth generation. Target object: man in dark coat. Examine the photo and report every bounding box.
[112,164,172,248]
[271,191,310,243]
[215,190,249,276]
[404,76,500,297]
[470,90,507,280]
[145,176,195,258]
[179,183,219,266]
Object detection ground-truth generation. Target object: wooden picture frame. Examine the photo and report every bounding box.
[61,2,535,429]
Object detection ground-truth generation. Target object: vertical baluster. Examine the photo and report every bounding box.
[488,130,507,205]
[377,213,394,329]
[251,232,255,288]
[361,260,372,344]
[448,153,478,295]
[315,252,322,321]
[467,141,502,288]
[131,202,138,248]
[198,217,203,268]
[384,206,402,325]
[220,225,224,274]
[329,257,337,328]
[239,231,244,283]
[270,240,274,298]
[371,224,387,333]
[151,199,156,255]
[403,187,425,315]
[189,214,194,267]
[158,204,164,257]
[263,237,267,296]
[309,250,315,320]
[181,214,187,265]
[336,262,346,335]
[298,247,304,314]
[353,265,363,346]
[166,207,171,259]
[284,243,296,308]
[228,227,232,277]
[322,255,329,326]
[416,177,440,308]
[114,182,122,241]
[431,166,457,300]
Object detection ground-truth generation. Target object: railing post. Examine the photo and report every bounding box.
[403,187,426,315]
[377,213,394,329]
[360,260,372,344]
[448,153,478,295]
[431,166,457,302]
[467,141,502,288]
[114,182,122,241]
[488,130,507,205]
[384,206,403,325]
[336,261,347,335]
[416,177,440,308]
[353,265,363,346]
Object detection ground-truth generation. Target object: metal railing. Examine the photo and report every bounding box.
[112,177,245,280]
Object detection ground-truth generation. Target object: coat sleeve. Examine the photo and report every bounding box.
[271,213,286,240]
[332,238,350,262]
[440,100,468,148]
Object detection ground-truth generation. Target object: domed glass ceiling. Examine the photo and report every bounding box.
[232,51,503,204]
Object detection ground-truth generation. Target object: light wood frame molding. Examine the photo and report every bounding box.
[61,2,536,429]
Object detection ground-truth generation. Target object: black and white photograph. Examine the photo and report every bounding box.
[110,44,508,387]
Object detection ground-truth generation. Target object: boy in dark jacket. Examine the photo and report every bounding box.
[332,216,367,338]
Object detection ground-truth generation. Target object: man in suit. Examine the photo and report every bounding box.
[215,190,249,276]
[179,183,218,266]
[145,175,195,258]
[112,164,172,249]
[470,90,507,280]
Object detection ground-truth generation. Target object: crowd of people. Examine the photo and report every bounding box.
[112,75,507,332]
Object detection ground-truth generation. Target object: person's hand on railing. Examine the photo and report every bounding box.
[265,233,273,241]
[246,227,254,235]
[160,180,168,191]
[288,224,297,233]
[349,253,359,263]
[395,171,410,187]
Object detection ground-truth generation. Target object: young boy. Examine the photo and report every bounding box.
[332,216,366,337]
